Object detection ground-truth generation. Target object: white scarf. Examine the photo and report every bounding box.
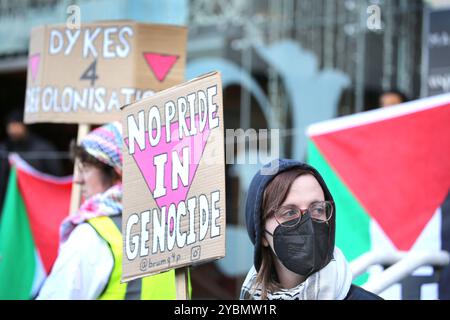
[240,247,353,300]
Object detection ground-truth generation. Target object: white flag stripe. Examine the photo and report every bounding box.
[31,249,47,298]
[9,153,72,183]
[306,93,450,137]
[366,208,442,300]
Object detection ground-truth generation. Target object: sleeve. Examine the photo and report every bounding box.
[36,223,114,300]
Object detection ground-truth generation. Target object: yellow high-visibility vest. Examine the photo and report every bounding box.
[87,215,190,300]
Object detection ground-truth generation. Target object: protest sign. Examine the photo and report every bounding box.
[24,21,187,124]
[121,72,226,282]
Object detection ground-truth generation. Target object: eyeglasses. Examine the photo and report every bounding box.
[272,201,333,227]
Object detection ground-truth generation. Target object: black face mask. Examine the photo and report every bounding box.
[265,213,332,277]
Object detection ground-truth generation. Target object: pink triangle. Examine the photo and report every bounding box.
[125,115,210,210]
[143,52,178,82]
[29,53,40,82]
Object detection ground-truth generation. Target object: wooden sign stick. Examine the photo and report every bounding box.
[69,124,91,216]
[175,267,190,300]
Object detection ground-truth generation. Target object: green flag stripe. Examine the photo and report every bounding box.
[307,140,371,285]
[0,167,36,299]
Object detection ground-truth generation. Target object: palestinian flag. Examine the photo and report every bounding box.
[306,93,450,299]
[0,155,72,300]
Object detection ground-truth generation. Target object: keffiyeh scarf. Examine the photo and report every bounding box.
[240,247,352,300]
[60,184,122,244]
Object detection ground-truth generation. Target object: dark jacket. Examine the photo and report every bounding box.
[345,285,383,300]
[244,159,383,300]
[5,133,63,176]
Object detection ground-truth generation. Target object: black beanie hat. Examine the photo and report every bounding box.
[244,159,336,272]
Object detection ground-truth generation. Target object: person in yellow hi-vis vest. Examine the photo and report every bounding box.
[37,122,189,299]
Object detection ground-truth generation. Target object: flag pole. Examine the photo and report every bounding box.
[175,267,189,300]
[69,124,91,216]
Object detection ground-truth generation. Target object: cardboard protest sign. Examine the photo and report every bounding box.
[24,21,187,124]
[121,72,226,281]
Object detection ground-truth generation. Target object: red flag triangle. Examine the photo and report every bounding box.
[311,100,450,250]
[29,53,40,82]
[143,52,178,82]
[15,164,72,273]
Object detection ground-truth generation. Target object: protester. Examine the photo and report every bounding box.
[240,159,382,300]
[0,109,65,213]
[3,109,64,176]
[37,122,177,300]
[379,89,408,108]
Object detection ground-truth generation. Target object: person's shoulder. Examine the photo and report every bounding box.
[65,223,109,251]
[344,285,384,300]
[240,266,258,300]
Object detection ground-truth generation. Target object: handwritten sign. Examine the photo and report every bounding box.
[24,21,187,124]
[121,72,226,281]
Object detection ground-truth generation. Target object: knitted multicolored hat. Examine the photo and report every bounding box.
[80,122,123,175]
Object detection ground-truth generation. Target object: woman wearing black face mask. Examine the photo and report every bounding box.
[240,159,382,300]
